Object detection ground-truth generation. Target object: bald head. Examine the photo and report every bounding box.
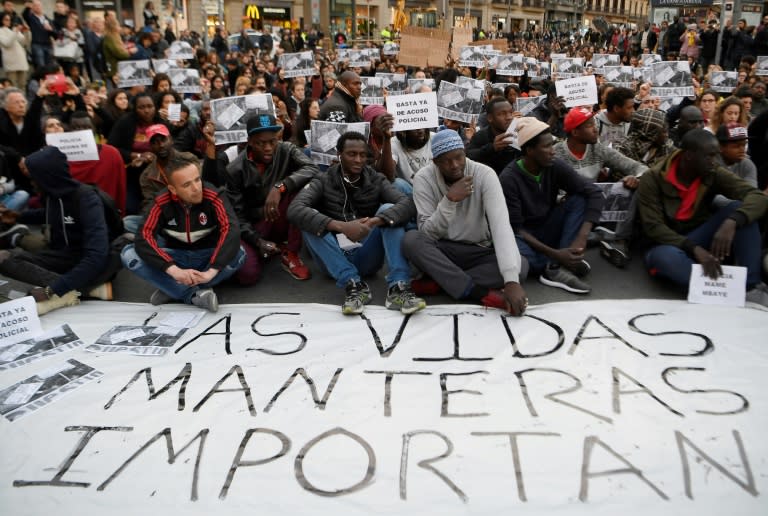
[339,71,362,99]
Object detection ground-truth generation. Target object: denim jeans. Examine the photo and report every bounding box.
[0,190,30,211]
[302,203,410,288]
[121,244,246,303]
[31,43,53,69]
[515,195,587,275]
[645,201,762,289]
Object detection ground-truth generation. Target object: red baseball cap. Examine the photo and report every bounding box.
[564,107,595,133]
[146,124,170,141]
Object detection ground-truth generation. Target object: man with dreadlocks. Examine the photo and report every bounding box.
[615,108,676,167]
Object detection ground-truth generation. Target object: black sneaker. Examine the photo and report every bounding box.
[149,289,173,306]
[569,259,591,278]
[342,280,372,315]
[0,224,29,248]
[540,264,591,294]
[599,240,630,268]
[385,281,426,314]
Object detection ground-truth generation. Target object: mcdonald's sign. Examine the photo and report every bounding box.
[244,4,260,19]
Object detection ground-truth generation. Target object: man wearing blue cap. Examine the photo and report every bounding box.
[402,129,529,315]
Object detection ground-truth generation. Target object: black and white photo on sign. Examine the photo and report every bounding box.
[552,57,584,77]
[525,57,539,76]
[309,120,370,165]
[169,67,201,93]
[538,61,552,77]
[382,42,399,55]
[151,58,176,74]
[347,49,370,68]
[363,47,380,59]
[650,60,693,97]
[640,53,662,66]
[116,59,151,87]
[455,75,487,91]
[596,182,633,222]
[603,66,635,88]
[210,94,276,144]
[335,48,349,63]
[278,51,315,78]
[376,72,407,95]
[0,359,102,422]
[592,53,620,74]
[168,40,194,59]
[436,81,484,124]
[709,71,739,93]
[550,52,566,59]
[407,78,436,92]
[86,324,188,356]
[515,95,547,116]
[359,76,385,105]
[458,45,486,67]
[634,66,650,82]
[493,54,526,76]
[657,96,685,112]
[0,324,82,370]
[757,55,768,75]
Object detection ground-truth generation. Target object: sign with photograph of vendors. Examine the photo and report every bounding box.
[210,94,277,144]
[347,49,371,68]
[493,54,526,76]
[552,57,584,79]
[168,40,194,60]
[360,76,385,105]
[603,66,635,88]
[592,54,621,75]
[376,73,408,96]
[709,71,739,93]
[757,56,768,75]
[386,92,439,132]
[407,78,436,93]
[458,46,488,68]
[650,61,694,97]
[515,95,547,116]
[382,42,400,56]
[309,120,370,165]
[436,81,484,124]
[151,59,176,74]
[169,68,201,94]
[116,60,152,87]
[279,51,315,78]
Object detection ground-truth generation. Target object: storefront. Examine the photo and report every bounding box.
[243,3,292,31]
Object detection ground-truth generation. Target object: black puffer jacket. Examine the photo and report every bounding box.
[288,164,415,236]
[318,87,362,123]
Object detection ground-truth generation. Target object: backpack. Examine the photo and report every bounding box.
[76,184,125,242]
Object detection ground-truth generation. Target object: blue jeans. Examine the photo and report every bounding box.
[302,204,410,288]
[31,43,53,69]
[121,244,246,303]
[645,202,762,289]
[515,195,586,275]
[1,190,30,211]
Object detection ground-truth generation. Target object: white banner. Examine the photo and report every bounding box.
[387,92,439,132]
[555,75,598,108]
[45,129,99,162]
[0,300,766,515]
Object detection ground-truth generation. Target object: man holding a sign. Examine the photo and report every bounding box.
[639,129,768,306]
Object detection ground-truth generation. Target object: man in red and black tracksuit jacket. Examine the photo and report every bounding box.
[120,158,244,312]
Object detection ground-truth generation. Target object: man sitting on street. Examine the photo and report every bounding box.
[121,158,245,312]
[466,98,520,175]
[287,131,425,315]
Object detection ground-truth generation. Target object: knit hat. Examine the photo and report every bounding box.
[516,117,550,148]
[716,122,748,142]
[431,129,465,158]
[363,104,388,123]
[564,107,595,133]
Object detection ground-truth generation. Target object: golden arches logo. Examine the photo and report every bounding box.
[245,5,260,19]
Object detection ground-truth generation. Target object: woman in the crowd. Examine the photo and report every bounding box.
[151,73,172,94]
[154,90,194,152]
[708,95,749,133]
[292,97,320,148]
[57,13,85,78]
[95,88,130,139]
[0,12,29,90]
[615,108,676,167]
[102,14,135,86]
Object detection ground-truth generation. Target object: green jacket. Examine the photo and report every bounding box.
[638,149,768,255]
[102,35,129,79]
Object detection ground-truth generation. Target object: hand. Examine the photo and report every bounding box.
[502,282,528,316]
[464,120,477,140]
[257,238,280,259]
[37,80,50,97]
[202,121,216,144]
[263,188,282,222]
[622,175,640,189]
[166,265,197,286]
[0,207,19,225]
[693,245,722,280]
[373,113,394,138]
[554,247,585,270]
[190,268,218,285]
[710,219,736,262]
[158,108,169,120]
[28,287,49,302]
[446,175,474,203]
[362,216,383,229]
[493,132,516,151]
[340,220,371,242]
[549,95,566,114]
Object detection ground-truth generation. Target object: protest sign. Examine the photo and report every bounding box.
[407,78,436,93]
[515,96,547,116]
[168,41,194,60]
[757,56,768,76]
[117,60,151,87]
[387,92,439,132]
[1,299,766,515]
[657,97,685,112]
[167,103,181,122]
[595,182,633,222]
[0,297,41,347]
[493,54,526,76]
[639,54,662,67]
[552,57,584,78]
[169,68,201,94]
[592,54,621,75]
[603,66,635,88]
[455,76,487,91]
[309,120,370,165]
[360,76,385,105]
[555,75,598,108]
[436,81,484,124]
[46,129,99,162]
[538,61,552,77]
[151,59,176,74]
[279,51,315,78]
[210,94,277,145]
[688,265,748,307]
[398,26,451,68]
[347,49,370,68]
[376,73,407,96]
[650,61,694,97]
[709,71,738,93]
[458,46,487,68]
[451,26,473,60]
[0,324,82,371]
[382,42,399,56]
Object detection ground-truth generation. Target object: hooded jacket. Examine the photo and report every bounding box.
[18,147,110,296]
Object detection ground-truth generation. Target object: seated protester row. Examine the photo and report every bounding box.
[595,87,635,146]
[403,129,529,316]
[287,131,425,316]
[225,114,320,285]
[499,118,604,295]
[615,108,676,167]
[715,123,758,203]
[0,147,116,314]
[390,127,434,186]
[466,97,520,175]
[554,107,648,267]
[639,129,768,306]
[121,158,245,312]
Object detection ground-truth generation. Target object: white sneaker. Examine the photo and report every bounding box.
[36,290,81,315]
[746,283,768,308]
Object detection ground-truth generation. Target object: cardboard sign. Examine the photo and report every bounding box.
[387,92,439,132]
[399,26,451,68]
[555,75,598,108]
[0,297,42,347]
[45,129,99,162]
[688,265,747,307]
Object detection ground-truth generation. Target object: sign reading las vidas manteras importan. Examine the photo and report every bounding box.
[0,299,766,516]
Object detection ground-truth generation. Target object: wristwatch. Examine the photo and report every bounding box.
[274,182,287,194]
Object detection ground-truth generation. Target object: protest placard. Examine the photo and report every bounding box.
[398,26,451,68]
[436,81,484,124]
[376,72,407,96]
[555,75,598,108]
[359,76,384,105]
[657,96,685,112]
[407,78,436,93]
[603,66,635,88]
[167,103,181,122]
[709,71,739,93]
[595,182,633,222]
[688,265,747,307]
[458,46,487,68]
[552,57,584,78]
[592,54,621,75]
[451,26,473,60]
[347,49,370,68]
[210,94,276,144]
[46,129,99,162]
[0,324,82,371]
[382,42,399,55]
[151,58,176,74]
[493,54,526,76]
[515,95,547,116]
[169,67,201,94]
[757,56,768,75]
[455,76,487,91]
[168,40,194,60]
[279,51,315,78]
[0,297,41,347]
[639,53,662,66]
[309,120,370,165]
[116,60,151,87]
[650,60,693,97]
[386,92,439,132]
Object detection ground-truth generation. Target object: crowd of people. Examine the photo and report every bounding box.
[1,3,767,317]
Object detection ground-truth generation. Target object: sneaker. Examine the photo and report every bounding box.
[281,250,311,280]
[342,280,371,315]
[411,278,442,296]
[385,281,426,315]
[593,225,616,241]
[0,224,29,248]
[480,289,507,310]
[746,283,768,308]
[36,290,81,315]
[569,259,591,278]
[88,282,113,300]
[599,240,630,268]
[191,288,219,312]
[540,264,591,294]
[150,288,173,306]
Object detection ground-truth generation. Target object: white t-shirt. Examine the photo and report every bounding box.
[391,132,434,184]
